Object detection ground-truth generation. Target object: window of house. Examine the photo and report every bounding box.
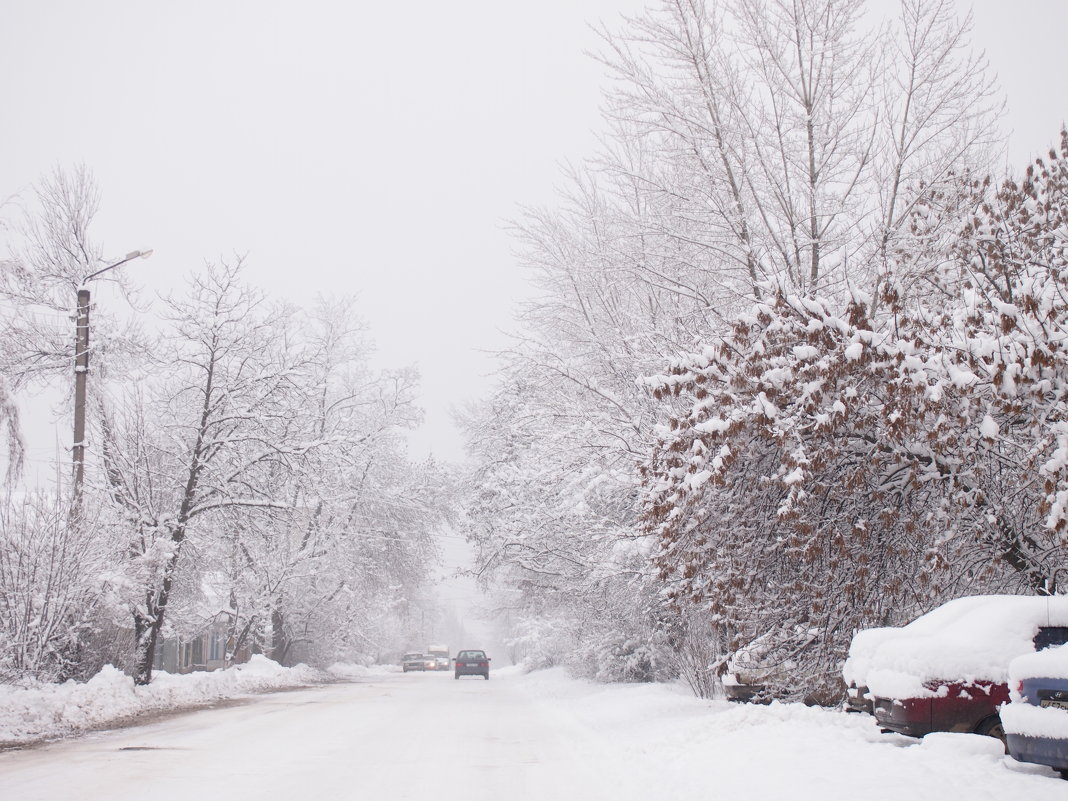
[192,636,204,666]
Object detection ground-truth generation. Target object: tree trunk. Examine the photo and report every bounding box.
[132,532,186,685]
[270,607,288,665]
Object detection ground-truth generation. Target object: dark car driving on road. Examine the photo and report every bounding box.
[454,649,491,680]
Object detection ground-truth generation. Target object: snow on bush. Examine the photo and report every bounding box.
[843,595,1068,698]
[0,656,323,744]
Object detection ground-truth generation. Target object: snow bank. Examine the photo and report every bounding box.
[511,667,1063,798]
[0,656,325,744]
[843,595,1068,698]
[920,731,1008,759]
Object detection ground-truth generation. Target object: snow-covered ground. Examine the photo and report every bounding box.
[0,656,377,745]
[0,665,1064,800]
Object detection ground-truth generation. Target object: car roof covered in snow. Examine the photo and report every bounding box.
[843,595,1068,698]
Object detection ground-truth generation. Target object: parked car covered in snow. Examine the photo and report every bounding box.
[724,627,821,704]
[843,595,1068,741]
[1003,642,1068,778]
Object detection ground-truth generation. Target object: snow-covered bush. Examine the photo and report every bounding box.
[0,491,111,682]
[644,131,1068,701]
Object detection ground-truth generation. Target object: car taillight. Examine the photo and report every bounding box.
[456,662,465,667]
[480,662,487,667]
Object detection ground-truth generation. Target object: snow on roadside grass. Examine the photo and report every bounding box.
[512,667,1067,798]
[0,657,387,745]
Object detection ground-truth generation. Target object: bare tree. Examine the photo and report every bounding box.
[99,260,313,684]
[0,166,126,386]
[0,490,106,681]
[0,166,146,498]
[594,0,999,304]
[219,299,439,665]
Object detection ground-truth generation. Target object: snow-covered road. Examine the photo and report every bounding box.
[1,666,1066,800]
[0,668,620,801]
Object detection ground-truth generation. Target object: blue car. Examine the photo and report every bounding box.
[1003,641,1068,779]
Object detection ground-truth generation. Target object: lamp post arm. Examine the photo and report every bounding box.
[81,248,153,286]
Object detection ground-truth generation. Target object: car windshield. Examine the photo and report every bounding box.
[403,654,422,660]
[458,651,485,659]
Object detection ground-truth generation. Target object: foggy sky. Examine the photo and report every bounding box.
[1,0,1065,471]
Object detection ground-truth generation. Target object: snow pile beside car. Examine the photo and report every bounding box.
[844,595,1068,698]
[512,666,1066,797]
[0,656,322,744]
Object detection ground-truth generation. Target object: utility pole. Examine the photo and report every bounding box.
[70,249,152,509]
[71,286,91,502]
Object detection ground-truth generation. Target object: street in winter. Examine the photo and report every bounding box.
[3,667,1067,801]
[4,0,1068,797]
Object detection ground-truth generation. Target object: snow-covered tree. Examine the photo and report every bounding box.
[0,166,142,391]
[642,130,1068,699]
[463,0,1003,694]
[212,301,445,665]
[98,261,317,683]
[595,0,999,303]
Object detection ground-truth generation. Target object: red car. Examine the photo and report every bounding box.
[870,679,1009,738]
[844,595,1068,740]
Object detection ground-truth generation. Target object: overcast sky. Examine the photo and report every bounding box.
[2,0,1066,471]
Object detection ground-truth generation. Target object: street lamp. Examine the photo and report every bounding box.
[71,249,153,506]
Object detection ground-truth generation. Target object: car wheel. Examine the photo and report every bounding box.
[483,674,489,680]
[975,715,1006,746]
[454,673,459,679]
